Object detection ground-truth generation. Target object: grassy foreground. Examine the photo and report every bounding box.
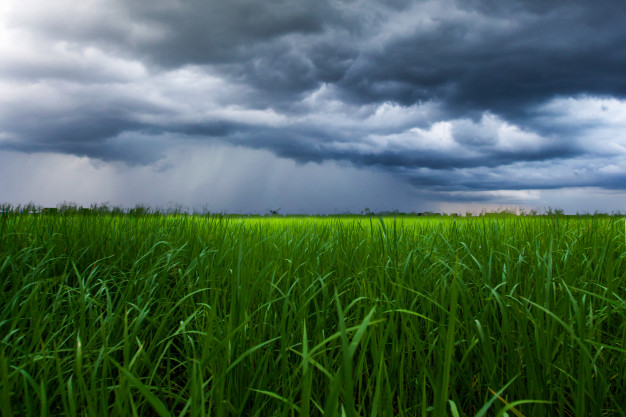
[1,211,625,416]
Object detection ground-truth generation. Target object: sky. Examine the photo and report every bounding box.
[1,0,626,214]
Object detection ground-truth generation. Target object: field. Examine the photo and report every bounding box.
[1,210,625,416]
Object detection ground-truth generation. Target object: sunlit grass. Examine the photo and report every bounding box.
[1,209,625,416]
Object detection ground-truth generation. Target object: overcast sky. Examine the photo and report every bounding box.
[1,0,626,213]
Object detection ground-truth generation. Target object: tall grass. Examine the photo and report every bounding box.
[1,210,625,416]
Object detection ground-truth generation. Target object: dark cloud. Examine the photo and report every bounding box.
[334,1,626,118]
[10,0,626,110]
[2,0,626,211]
[121,0,330,65]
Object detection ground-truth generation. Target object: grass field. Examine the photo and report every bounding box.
[1,209,625,416]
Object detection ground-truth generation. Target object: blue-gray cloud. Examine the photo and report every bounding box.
[1,0,626,208]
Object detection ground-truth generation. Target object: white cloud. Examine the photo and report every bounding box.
[538,96,626,155]
[540,96,626,125]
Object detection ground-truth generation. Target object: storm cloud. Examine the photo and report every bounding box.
[1,0,626,212]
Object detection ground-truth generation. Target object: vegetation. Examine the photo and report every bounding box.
[1,208,625,416]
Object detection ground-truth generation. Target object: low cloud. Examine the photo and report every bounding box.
[0,143,427,214]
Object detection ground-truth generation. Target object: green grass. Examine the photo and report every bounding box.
[1,210,625,416]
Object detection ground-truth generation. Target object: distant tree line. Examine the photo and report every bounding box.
[0,203,622,217]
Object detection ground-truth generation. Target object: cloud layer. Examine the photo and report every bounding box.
[1,0,626,211]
